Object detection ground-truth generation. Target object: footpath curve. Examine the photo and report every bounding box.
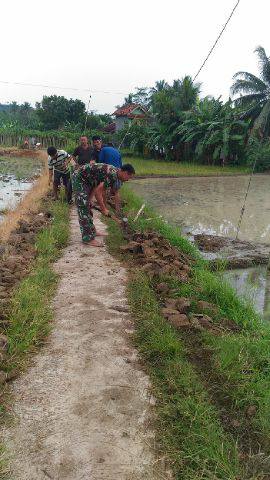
[3,209,159,480]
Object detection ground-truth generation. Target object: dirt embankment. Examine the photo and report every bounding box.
[0,210,51,320]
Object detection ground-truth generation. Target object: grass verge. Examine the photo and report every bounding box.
[106,186,270,479]
[127,157,250,177]
[0,200,69,475]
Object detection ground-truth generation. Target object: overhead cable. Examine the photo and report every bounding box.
[193,0,241,82]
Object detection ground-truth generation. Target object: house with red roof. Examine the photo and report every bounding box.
[112,103,148,131]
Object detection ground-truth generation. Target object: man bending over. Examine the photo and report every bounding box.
[47,146,72,203]
[73,163,135,246]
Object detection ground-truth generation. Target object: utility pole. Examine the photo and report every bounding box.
[84,92,92,133]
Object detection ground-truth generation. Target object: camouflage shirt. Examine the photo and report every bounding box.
[77,163,119,190]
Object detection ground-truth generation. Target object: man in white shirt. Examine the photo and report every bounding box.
[47,146,72,203]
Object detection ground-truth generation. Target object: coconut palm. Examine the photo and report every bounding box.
[231,46,270,136]
[150,80,169,94]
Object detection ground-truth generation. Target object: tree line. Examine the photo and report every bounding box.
[0,96,112,132]
[120,46,270,171]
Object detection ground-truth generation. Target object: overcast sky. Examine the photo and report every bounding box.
[1,0,269,114]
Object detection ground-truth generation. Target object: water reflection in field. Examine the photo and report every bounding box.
[130,175,270,242]
[224,266,266,315]
[0,155,43,221]
[0,177,33,219]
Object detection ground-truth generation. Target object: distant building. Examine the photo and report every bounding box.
[112,103,148,131]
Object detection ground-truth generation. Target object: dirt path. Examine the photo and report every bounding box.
[3,209,160,480]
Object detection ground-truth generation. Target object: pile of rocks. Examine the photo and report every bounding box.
[120,231,192,282]
[160,297,239,334]
[119,229,240,335]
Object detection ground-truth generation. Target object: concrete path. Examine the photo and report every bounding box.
[3,209,161,480]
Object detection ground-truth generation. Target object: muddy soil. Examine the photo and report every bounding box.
[194,233,270,269]
[0,207,51,328]
[2,211,163,480]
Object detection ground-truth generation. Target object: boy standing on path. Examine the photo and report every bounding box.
[47,147,72,203]
[73,163,135,246]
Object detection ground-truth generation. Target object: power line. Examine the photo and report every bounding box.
[0,2,241,100]
[0,79,127,96]
[193,0,241,82]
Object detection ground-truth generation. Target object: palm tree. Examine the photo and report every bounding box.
[124,93,134,104]
[231,46,270,136]
[150,80,169,94]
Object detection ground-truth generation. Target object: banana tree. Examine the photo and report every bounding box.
[176,99,249,165]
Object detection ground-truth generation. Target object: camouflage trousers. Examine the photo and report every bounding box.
[73,173,96,242]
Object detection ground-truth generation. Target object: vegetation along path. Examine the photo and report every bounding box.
[3,209,161,480]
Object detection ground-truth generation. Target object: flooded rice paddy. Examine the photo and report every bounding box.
[0,155,43,220]
[130,175,270,242]
[130,175,270,315]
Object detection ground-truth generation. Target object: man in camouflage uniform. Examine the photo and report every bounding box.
[73,162,135,246]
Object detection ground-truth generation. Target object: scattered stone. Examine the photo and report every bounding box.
[175,297,191,313]
[196,300,219,315]
[246,405,257,417]
[156,282,170,294]
[167,314,190,328]
[142,246,156,257]
[221,317,241,332]
[231,419,241,428]
[197,315,213,329]
[162,307,180,317]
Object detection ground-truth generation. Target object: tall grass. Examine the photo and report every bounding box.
[126,157,250,177]
[129,273,241,480]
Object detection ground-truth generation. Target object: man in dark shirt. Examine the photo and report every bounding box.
[73,136,94,166]
[92,135,103,162]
